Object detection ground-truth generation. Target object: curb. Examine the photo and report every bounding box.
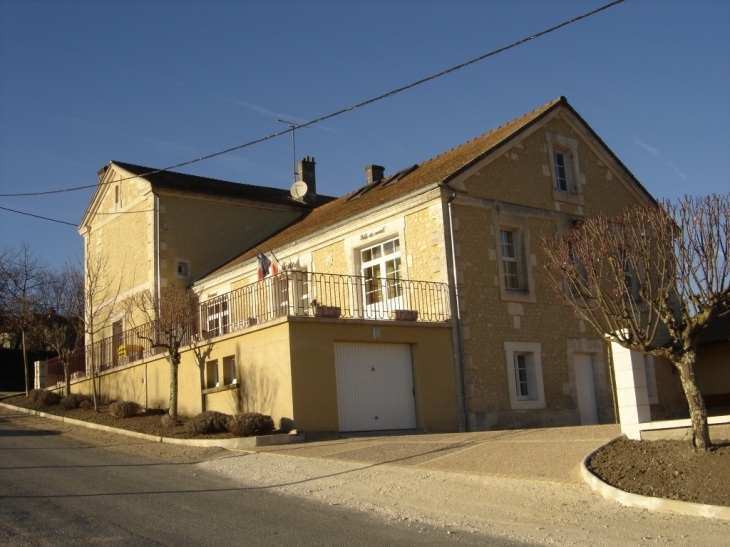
[0,401,304,450]
[581,435,730,520]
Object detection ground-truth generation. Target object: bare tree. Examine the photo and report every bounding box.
[542,195,729,450]
[127,285,199,419]
[0,243,45,395]
[83,252,124,411]
[38,264,85,396]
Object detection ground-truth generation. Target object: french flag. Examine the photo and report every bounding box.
[257,253,279,280]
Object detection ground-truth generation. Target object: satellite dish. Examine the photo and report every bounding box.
[290,180,308,199]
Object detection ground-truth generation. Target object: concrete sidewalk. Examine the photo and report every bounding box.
[253,424,622,484]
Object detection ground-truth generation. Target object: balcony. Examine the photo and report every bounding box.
[201,270,451,336]
[46,271,451,385]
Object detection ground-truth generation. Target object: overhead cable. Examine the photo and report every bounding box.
[0,0,624,200]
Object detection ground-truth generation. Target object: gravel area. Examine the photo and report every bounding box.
[3,405,728,546]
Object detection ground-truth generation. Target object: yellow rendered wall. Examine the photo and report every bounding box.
[195,321,294,423]
[287,320,457,432]
[159,194,302,289]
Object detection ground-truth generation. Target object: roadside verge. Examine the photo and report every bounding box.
[0,401,304,449]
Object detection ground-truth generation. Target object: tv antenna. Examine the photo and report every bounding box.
[277,119,309,183]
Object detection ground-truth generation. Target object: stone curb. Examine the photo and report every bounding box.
[0,401,304,449]
[580,434,730,520]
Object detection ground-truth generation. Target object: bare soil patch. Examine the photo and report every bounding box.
[588,438,730,507]
[2,394,238,440]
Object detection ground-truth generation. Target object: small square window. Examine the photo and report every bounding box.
[175,259,191,278]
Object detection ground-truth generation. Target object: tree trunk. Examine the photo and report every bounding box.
[675,350,711,450]
[169,354,178,419]
[22,329,29,396]
[64,357,71,397]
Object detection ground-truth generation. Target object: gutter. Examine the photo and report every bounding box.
[439,182,469,432]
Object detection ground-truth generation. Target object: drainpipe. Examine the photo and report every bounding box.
[155,195,161,310]
[439,183,469,432]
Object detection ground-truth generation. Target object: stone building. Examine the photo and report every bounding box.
[68,96,687,433]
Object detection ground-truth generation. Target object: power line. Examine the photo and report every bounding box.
[0,205,78,226]
[0,0,624,201]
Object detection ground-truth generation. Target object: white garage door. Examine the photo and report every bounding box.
[335,342,417,432]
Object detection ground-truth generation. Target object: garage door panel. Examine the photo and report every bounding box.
[335,342,416,432]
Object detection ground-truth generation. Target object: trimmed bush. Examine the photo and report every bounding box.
[185,411,230,435]
[109,401,141,419]
[226,412,275,437]
[38,390,61,406]
[60,393,92,410]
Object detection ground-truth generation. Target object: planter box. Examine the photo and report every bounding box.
[394,309,418,321]
[314,305,341,318]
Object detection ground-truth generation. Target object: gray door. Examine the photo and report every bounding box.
[335,342,416,431]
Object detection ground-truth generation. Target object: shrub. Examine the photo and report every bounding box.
[38,390,61,406]
[60,393,92,410]
[28,389,43,402]
[185,411,230,435]
[109,401,141,419]
[226,412,275,437]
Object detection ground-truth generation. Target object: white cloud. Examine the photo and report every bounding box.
[632,136,659,156]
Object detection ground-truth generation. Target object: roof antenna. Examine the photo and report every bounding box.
[277,119,309,184]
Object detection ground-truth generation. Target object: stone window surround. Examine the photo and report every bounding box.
[504,341,545,410]
[545,132,585,206]
[492,210,536,304]
[343,217,407,279]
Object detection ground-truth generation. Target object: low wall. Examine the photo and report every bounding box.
[627,415,730,442]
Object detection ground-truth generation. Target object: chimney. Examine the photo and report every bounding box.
[365,165,385,186]
[297,156,317,204]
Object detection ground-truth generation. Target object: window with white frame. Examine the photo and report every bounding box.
[361,238,402,305]
[204,297,229,337]
[504,341,545,410]
[500,229,524,291]
[552,150,575,193]
[546,132,582,201]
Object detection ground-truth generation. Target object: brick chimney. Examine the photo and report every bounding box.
[297,156,317,204]
[365,165,385,186]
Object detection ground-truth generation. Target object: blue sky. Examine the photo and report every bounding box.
[1,0,728,270]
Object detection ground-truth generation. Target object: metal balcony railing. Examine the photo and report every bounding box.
[200,271,451,337]
[45,271,451,386]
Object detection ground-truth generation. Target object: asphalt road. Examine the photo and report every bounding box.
[0,415,526,547]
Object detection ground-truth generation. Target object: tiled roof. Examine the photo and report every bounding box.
[110,161,334,207]
[203,97,571,279]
